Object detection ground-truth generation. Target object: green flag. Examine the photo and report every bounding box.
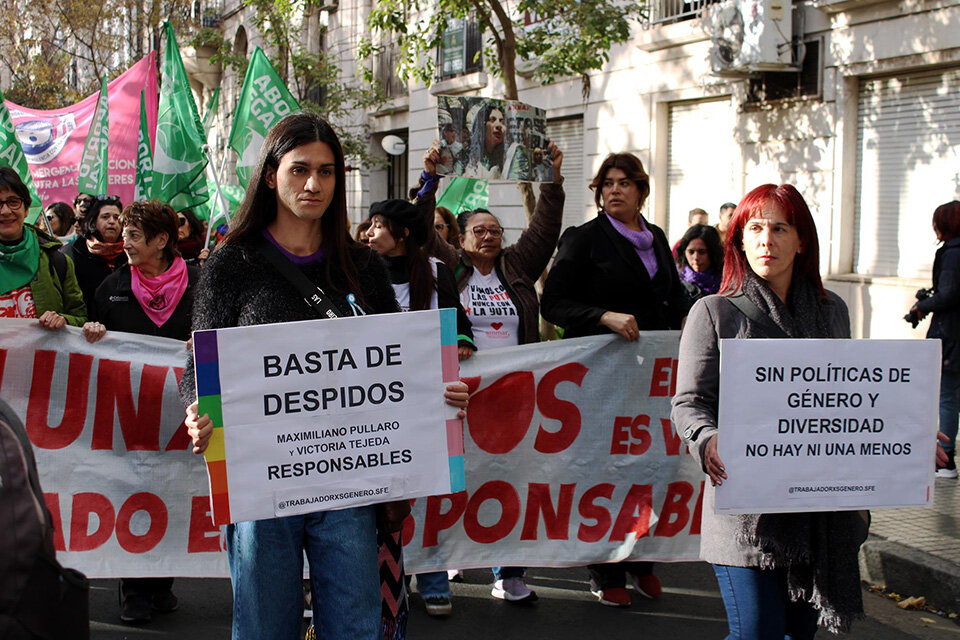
[228,47,299,186]
[153,21,208,205]
[134,91,153,202]
[0,85,43,222]
[436,177,489,214]
[202,87,220,135]
[77,75,109,196]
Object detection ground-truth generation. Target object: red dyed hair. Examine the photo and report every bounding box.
[719,184,825,297]
[933,201,960,242]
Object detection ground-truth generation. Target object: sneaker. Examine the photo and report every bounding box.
[151,589,179,613]
[627,572,663,599]
[591,586,631,607]
[491,577,538,602]
[423,595,453,616]
[936,450,958,478]
[447,569,464,582]
[120,593,152,623]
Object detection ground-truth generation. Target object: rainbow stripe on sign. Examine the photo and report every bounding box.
[438,308,465,493]
[193,329,231,525]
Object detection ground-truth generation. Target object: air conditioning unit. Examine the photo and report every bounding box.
[704,0,795,76]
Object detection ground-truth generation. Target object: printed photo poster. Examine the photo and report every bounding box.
[716,338,941,514]
[194,309,465,525]
[436,95,552,182]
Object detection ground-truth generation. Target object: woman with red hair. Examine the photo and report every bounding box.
[910,200,960,478]
[672,184,868,638]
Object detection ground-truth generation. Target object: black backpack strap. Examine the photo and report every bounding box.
[255,237,343,319]
[47,249,67,286]
[726,293,790,338]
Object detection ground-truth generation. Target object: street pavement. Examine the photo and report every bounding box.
[89,561,960,639]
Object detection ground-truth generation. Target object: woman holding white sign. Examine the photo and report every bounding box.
[181,112,469,640]
[672,184,867,638]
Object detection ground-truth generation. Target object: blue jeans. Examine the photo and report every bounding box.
[939,368,960,452]
[226,506,380,640]
[713,565,819,640]
[413,571,451,598]
[492,566,525,580]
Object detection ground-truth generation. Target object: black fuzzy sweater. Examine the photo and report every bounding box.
[179,241,400,404]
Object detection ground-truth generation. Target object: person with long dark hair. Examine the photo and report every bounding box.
[672,184,868,638]
[465,102,506,179]
[910,200,960,478]
[541,152,688,608]
[675,223,724,301]
[62,194,127,313]
[364,198,474,617]
[175,208,207,264]
[181,111,468,638]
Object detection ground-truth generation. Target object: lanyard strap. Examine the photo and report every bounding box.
[255,237,343,319]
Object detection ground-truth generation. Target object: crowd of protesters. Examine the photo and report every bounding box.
[1,107,957,640]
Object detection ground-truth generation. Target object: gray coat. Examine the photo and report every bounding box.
[671,290,851,566]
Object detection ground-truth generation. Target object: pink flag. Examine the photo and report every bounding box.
[6,53,158,208]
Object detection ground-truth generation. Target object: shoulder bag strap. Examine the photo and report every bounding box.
[255,237,342,319]
[726,293,789,339]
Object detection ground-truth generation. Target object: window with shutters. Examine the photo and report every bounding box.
[437,19,483,79]
[853,68,960,278]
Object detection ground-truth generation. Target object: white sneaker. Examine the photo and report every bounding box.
[491,577,538,602]
[936,466,959,479]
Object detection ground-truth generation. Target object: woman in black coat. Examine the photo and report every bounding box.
[61,195,127,312]
[911,200,960,478]
[541,152,689,608]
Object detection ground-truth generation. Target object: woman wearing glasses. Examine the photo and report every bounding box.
[0,167,85,328]
[415,140,565,603]
[175,209,208,264]
[62,194,127,313]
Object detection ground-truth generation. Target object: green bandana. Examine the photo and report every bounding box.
[0,228,40,295]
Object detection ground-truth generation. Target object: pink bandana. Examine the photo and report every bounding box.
[130,257,189,327]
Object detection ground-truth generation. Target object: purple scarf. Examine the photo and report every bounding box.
[605,213,658,279]
[681,266,721,295]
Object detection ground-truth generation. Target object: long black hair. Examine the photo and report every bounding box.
[376,214,435,312]
[675,223,723,274]
[224,111,363,303]
[79,195,123,241]
[467,102,505,172]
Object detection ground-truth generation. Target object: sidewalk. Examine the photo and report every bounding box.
[859,476,960,612]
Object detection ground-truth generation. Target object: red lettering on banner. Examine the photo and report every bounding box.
[661,418,687,455]
[165,367,190,450]
[690,481,705,535]
[521,483,574,540]
[0,348,6,381]
[577,483,614,542]
[463,481,520,543]
[44,493,66,551]
[534,363,587,454]
[466,371,535,454]
[70,492,115,551]
[26,351,93,449]
[422,493,468,547]
[610,415,651,455]
[115,492,167,553]
[649,358,678,397]
[188,496,222,553]
[654,481,693,537]
[93,360,168,451]
[401,502,416,546]
[609,484,653,541]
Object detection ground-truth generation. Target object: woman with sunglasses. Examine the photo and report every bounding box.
[44,202,76,239]
[0,167,85,328]
[175,209,209,265]
[62,194,127,313]
[415,140,565,603]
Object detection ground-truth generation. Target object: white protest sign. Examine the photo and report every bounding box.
[193,309,464,525]
[716,339,940,514]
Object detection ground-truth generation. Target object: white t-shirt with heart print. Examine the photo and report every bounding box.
[460,268,520,350]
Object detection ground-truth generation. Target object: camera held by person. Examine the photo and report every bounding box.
[904,287,934,328]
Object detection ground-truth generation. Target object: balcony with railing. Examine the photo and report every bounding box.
[643,0,721,28]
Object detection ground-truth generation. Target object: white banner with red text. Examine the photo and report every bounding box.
[0,321,702,577]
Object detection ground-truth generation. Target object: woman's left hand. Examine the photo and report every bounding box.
[424,143,441,176]
[910,304,927,322]
[38,311,67,331]
[81,321,107,343]
[444,380,470,419]
[457,346,474,361]
[937,431,950,467]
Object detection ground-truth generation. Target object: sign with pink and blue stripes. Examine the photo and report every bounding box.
[193,309,464,525]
